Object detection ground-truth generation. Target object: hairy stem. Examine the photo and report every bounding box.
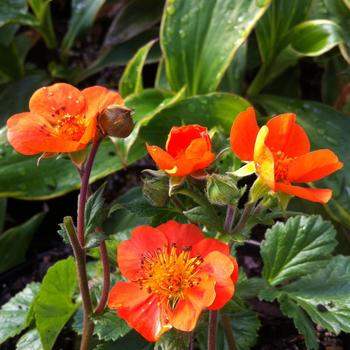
[208,310,218,350]
[64,217,94,350]
[94,239,110,315]
[224,205,236,233]
[77,138,102,246]
[231,202,255,236]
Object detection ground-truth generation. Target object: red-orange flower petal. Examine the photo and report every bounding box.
[117,226,167,280]
[287,149,343,183]
[6,112,83,155]
[166,125,210,157]
[29,83,86,119]
[230,107,259,161]
[266,114,310,157]
[146,144,177,173]
[157,220,205,250]
[171,273,216,331]
[201,251,235,310]
[275,183,332,203]
[109,282,170,341]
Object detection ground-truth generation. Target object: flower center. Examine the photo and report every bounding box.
[274,151,292,182]
[138,245,203,307]
[54,113,86,141]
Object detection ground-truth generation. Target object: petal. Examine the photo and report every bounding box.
[184,138,215,171]
[287,149,343,183]
[157,220,205,251]
[254,126,275,189]
[201,251,235,310]
[172,273,216,332]
[192,238,230,258]
[146,144,177,174]
[276,183,332,203]
[232,161,256,177]
[266,114,310,157]
[6,112,82,154]
[166,125,211,158]
[109,283,171,342]
[29,83,86,119]
[230,256,239,285]
[230,107,259,161]
[117,226,168,280]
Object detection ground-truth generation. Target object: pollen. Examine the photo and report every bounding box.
[138,246,202,307]
[274,151,292,182]
[53,113,86,141]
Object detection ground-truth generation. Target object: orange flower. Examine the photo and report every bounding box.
[146,125,215,177]
[230,107,343,203]
[7,83,123,155]
[108,220,238,341]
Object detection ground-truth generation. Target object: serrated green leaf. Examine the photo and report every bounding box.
[183,206,222,232]
[0,0,27,28]
[236,270,266,300]
[0,212,45,273]
[161,0,271,95]
[282,255,350,334]
[16,329,44,350]
[0,282,40,344]
[279,295,318,350]
[61,0,105,55]
[35,257,78,350]
[85,182,107,237]
[93,310,130,341]
[261,215,337,286]
[119,40,156,98]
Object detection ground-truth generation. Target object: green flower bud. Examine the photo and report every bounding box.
[98,104,134,138]
[143,176,170,207]
[206,174,243,206]
[249,177,270,203]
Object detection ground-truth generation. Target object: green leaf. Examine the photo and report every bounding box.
[183,206,223,232]
[94,331,150,350]
[74,29,159,83]
[93,310,130,341]
[0,282,40,344]
[235,271,266,300]
[278,295,318,350]
[288,20,343,56]
[119,40,156,98]
[16,329,44,350]
[256,95,350,229]
[35,257,78,350]
[283,255,350,334]
[61,0,105,55]
[0,72,50,125]
[140,93,251,145]
[0,212,45,273]
[0,197,6,233]
[160,0,271,95]
[0,41,23,80]
[104,0,164,46]
[0,131,145,199]
[261,215,337,286]
[85,182,107,237]
[0,0,27,27]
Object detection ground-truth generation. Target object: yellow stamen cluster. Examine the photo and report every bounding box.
[138,245,203,307]
[274,150,293,182]
[55,113,86,141]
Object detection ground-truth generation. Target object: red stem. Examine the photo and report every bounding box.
[208,310,218,350]
[94,239,110,314]
[77,138,102,246]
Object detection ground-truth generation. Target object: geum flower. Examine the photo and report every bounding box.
[108,220,238,341]
[146,124,215,177]
[7,83,123,155]
[230,107,343,203]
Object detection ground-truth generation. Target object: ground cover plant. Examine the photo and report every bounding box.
[0,0,350,349]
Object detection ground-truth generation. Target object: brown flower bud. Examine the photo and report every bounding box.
[98,104,134,138]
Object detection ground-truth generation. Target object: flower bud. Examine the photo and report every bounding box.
[98,104,134,138]
[143,176,170,207]
[206,174,243,206]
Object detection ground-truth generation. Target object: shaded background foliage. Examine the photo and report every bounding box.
[0,0,350,349]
